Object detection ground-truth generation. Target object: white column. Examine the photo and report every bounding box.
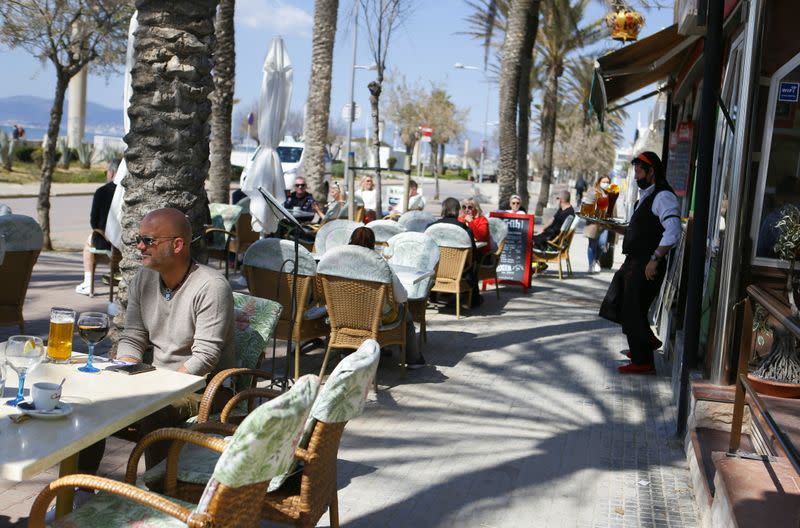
[67,66,88,149]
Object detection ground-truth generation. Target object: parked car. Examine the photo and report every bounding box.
[230,136,332,197]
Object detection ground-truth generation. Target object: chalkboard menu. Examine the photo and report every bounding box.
[487,212,535,291]
[666,121,694,197]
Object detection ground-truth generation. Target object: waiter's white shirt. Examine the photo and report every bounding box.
[633,183,682,248]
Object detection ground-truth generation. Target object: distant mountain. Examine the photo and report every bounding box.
[0,95,123,135]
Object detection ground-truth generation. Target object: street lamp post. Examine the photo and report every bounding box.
[343,3,378,219]
[454,63,491,184]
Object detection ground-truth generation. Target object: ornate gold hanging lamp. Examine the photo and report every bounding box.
[606,0,645,42]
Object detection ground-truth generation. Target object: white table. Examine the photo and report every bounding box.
[476,241,488,249]
[0,355,205,516]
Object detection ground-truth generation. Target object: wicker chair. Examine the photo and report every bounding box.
[205,203,242,278]
[313,219,361,256]
[87,229,122,301]
[243,239,329,380]
[366,218,406,246]
[229,199,260,271]
[0,214,42,332]
[531,215,576,279]
[424,223,473,319]
[316,245,406,380]
[28,375,319,528]
[386,232,440,344]
[141,342,380,528]
[477,217,509,298]
[398,210,436,233]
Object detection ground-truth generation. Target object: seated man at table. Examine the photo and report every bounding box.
[79,207,235,473]
[533,190,574,250]
[284,176,323,218]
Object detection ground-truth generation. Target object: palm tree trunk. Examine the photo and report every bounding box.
[536,64,559,216]
[368,79,383,214]
[429,141,439,200]
[497,0,534,208]
[516,1,539,211]
[302,0,339,203]
[37,72,69,251]
[119,0,219,309]
[208,0,235,204]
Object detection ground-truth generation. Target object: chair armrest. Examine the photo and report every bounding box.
[220,388,282,423]
[125,427,228,487]
[28,474,195,528]
[204,226,236,239]
[189,421,238,436]
[197,367,275,422]
[294,447,320,465]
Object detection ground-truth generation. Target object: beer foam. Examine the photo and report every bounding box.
[51,314,75,323]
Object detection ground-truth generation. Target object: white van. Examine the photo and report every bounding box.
[277,137,331,196]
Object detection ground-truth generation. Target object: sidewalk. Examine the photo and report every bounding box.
[0,237,698,527]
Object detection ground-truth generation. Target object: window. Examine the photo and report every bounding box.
[751,51,800,265]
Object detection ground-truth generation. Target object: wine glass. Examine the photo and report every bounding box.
[5,335,44,406]
[76,311,110,373]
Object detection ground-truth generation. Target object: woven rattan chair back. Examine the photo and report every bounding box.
[398,210,436,232]
[425,223,473,318]
[243,239,327,379]
[366,219,405,244]
[0,214,43,332]
[315,220,361,255]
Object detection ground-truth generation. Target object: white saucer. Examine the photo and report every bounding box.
[19,401,74,420]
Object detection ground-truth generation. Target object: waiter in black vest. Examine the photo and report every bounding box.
[601,151,681,374]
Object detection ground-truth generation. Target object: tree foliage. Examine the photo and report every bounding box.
[0,0,132,249]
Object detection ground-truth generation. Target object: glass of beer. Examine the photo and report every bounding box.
[47,307,75,363]
[596,193,609,218]
[606,183,620,218]
[580,196,596,216]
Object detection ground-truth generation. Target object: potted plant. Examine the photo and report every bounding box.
[747,205,800,398]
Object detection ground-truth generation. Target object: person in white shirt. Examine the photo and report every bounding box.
[395,179,425,214]
[356,175,377,213]
[505,194,526,214]
[600,151,681,375]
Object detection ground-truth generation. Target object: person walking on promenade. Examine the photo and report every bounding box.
[600,152,681,374]
[575,174,587,203]
[584,174,612,273]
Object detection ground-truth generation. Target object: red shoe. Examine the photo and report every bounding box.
[618,362,655,374]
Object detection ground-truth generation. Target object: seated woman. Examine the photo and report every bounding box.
[459,197,491,255]
[505,194,527,215]
[348,227,425,368]
[430,198,482,307]
[323,183,348,220]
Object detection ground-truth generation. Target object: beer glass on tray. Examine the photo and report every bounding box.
[47,307,75,363]
[77,311,110,373]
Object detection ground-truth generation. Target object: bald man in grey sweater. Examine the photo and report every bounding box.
[117,208,235,375]
[80,208,235,474]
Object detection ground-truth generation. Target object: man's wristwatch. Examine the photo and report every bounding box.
[650,253,663,262]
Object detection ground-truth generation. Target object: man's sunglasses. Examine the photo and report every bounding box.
[135,235,177,247]
[295,183,307,188]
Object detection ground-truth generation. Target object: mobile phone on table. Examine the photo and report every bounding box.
[106,363,156,375]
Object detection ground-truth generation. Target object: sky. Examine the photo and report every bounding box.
[0,0,675,152]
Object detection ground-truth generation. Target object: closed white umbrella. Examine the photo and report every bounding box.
[240,35,294,234]
[104,11,137,249]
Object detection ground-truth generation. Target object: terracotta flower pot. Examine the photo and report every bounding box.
[747,373,800,399]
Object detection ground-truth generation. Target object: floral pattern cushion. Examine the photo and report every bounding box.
[0,213,43,251]
[317,245,392,284]
[424,223,472,249]
[315,220,360,255]
[267,339,380,492]
[50,490,196,528]
[385,232,440,299]
[366,219,405,243]
[232,292,282,391]
[243,238,317,276]
[398,211,436,233]
[205,374,319,490]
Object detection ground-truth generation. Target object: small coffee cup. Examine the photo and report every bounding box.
[32,382,62,411]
